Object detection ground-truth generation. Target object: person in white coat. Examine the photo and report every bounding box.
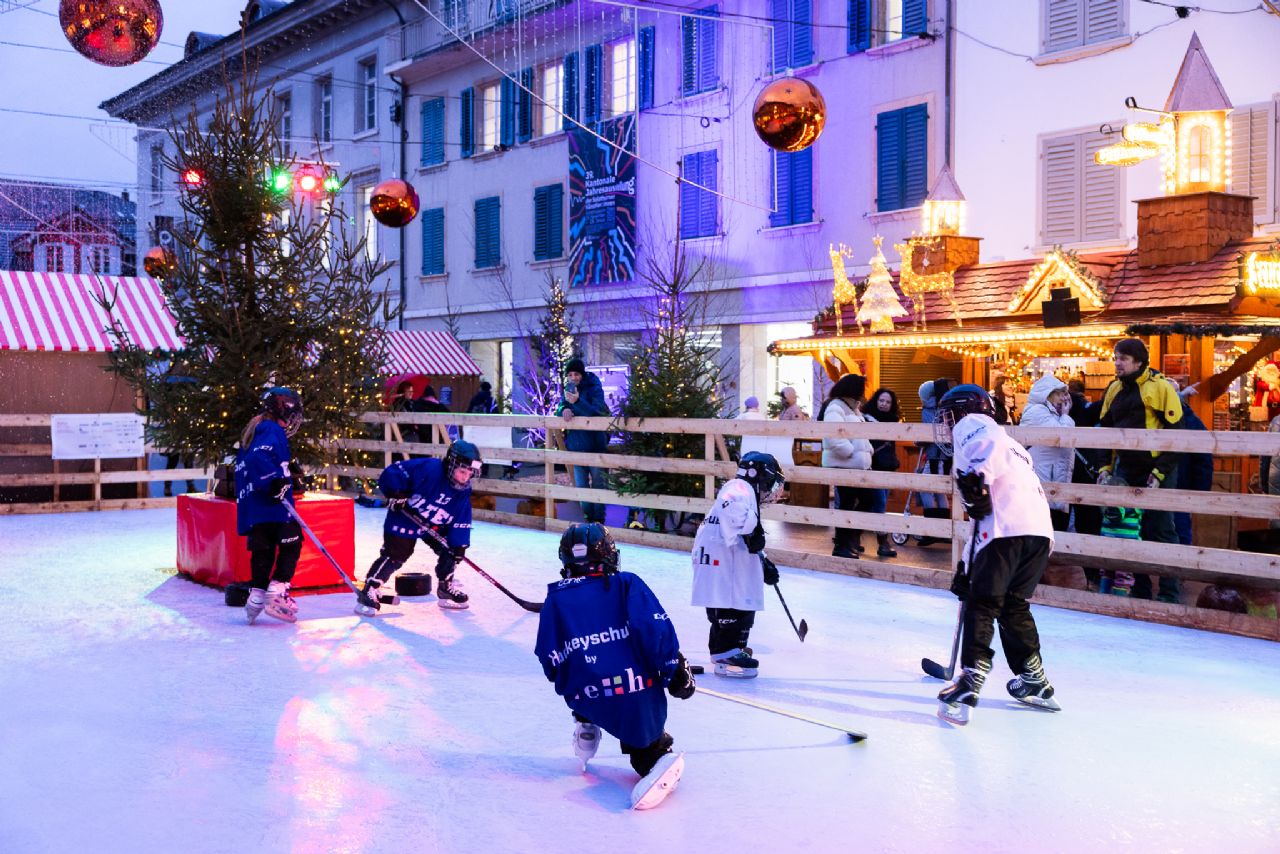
[931,384,1060,725]
[1019,374,1076,531]
[819,374,875,559]
[690,452,785,678]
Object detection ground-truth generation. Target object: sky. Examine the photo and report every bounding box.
[0,0,250,193]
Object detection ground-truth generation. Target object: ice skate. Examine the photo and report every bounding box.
[629,752,685,811]
[712,650,758,679]
[354,579,384,617]
[265,581,298,623]
[244,588,267,624]
[572,721,600,771]
[1006,654,1062,712]
[436,573,470,610]
[937,659,991,725]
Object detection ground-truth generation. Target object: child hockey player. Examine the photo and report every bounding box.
[355,440,483,615]
[690,451,785,678]
[235,387,306,625]
[535,523,696,810]
[933,384,1061,724]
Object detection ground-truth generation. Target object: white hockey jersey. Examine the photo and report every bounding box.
[690,478,766,611]
[953,413,1055,555]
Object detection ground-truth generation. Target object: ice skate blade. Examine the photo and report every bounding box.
[937,701,972,725]
[630,753,684,810]
[713,663,758,679]
[1013,695,1062,712]
[265,607,297,624]
[437,599,470,610]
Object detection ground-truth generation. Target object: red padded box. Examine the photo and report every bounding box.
[176,492,355,590]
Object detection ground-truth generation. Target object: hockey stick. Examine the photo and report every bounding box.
[921,518,978,681]
[400,505,543,613]
[698,687,867,743]
[774,582,808,642]
[283,502,397,604]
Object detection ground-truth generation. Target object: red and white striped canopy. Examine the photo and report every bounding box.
[384,329,480,376]
[0,271,182,353]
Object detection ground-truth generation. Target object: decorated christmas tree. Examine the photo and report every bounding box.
[512,274,581,445]
[856,236,909,334]
[100,73,395,467]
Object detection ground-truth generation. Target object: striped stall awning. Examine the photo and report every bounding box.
[384,329,480,376]
[0,270,182,352]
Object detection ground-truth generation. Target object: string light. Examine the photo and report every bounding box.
[772,324,1130,353]
[1007,249,1109,314]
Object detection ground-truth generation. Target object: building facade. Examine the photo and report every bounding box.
[0,180,136,276]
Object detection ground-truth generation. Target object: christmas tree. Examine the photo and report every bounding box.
[512,274,580,446]
[611,242,723,531]
[101,73,395,467]
[856,235,909,334]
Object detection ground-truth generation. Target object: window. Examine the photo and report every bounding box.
[421,97,445,166]
[318,77,333,143]
[88,245,112,274]
[443,0,465,29]
[474,196,501,268]
[848,0,925,53]
[358,58,377,133]
[45,245,65,273]
[1041,0,1126,55]
[680,150,718,238]
[359,184,378,261]
[150,144,164,193]
[681,6,719,96]
[638,26,655,110]
[539,62,564,136]
[1230,102,1275,224]
[277,92,292,153]
[533,184,564,260]
[480,81,500,151]
[1039,127,1123,246]
[770,148,813,227]
[422,207,445,275]
[875,103,928,212]
[563,53,579,131]
[608,38,637,117]
[771,0,813,72]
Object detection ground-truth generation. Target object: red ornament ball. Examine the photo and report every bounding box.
[752,77,826,153]
[60,0,164,68]
[369,179,420,228]
[142,246,174,278]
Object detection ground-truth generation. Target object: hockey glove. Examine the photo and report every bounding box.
[265,477,289,503]
[950,561,970,601]
[289,461,309,495]
[955,470,992,521]
[743,522,766,554]
[761,555,780,586]
[667,653,696,700]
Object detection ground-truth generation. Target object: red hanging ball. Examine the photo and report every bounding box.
[369,179,420,228]
[143,246,174,278]
[59,0,164,68]
[752,77,826,153]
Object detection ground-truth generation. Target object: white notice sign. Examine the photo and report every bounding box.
[50,413,146,460]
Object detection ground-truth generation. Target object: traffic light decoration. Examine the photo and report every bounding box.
[268,164,341,197]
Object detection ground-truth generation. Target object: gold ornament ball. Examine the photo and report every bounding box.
[752,78,826,153]
[59,0,164,67]
[143,246,174,278]
[369,179,421,228]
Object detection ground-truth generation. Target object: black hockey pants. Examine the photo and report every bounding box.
[247,520,302,589]
[365,531,458,585]
[960,535,1051,673]
[705,607,755,657]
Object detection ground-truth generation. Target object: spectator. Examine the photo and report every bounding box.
[991,373,1019,425]
[1098,337,1184,603]
[777,386,809,421]
[467,381,497,414]
[390,380,420,447]
[558,357,611,525]
[818,374,874,559]
[1067,379,1105,591]
[414,385,450,414]
[1020,374,1075,531]
[1173,401,1214,546]
[865,387,901,558]
[915,378,954,547]
[1268,414,1280,530]
[740,396,765,420]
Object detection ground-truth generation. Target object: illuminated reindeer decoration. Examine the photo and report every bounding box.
[829,242,860,336]
[894,237,964,331]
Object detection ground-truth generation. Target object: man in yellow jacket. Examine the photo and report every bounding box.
[1097,338,1185,603]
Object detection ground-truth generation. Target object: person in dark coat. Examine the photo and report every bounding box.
[1067,379,1105,591]
[467,381,497,414]
[557,358,611,524]
[1173,404,1214,547]
[865,386,902,557]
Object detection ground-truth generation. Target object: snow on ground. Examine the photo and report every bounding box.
[1,507,1277,853]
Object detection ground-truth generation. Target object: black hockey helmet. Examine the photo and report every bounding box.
[261,387,304,436]
[444,439,483,489]
[559,522,620,578]
[736,451,785,504]
[934,384,996,455]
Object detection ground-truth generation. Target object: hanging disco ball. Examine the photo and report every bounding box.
[752,77,826,153]
[142,246,174,278]
[369,179,420,228]
[59,0,164,67]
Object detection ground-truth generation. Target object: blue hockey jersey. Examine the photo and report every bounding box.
[234,419,294,535]
[534,571,681,747]
[379,457,473,548]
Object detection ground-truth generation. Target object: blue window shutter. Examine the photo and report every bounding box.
[460,87,475,158]
[847,0,871,53]
[793,0,813,66]
[770,150,791,227]
[680,153,701,238]
[902,104,929,208]
[698,8,718,92]
[475,197,500,268]
[638,26,655,110]
[902,0,926,37]
[772,0,791,72]
[563,53,579,131]
[791,147,813,223]
[421,208,444,275]
[547,183,563,257]
[584,44,603,124]
[500,76,517,147]
[698,150,718,236]
[681,16,697,96]
[533,186,549,260]
[421,98,445,166]
[876,109,903,211]
[517,67,534,143]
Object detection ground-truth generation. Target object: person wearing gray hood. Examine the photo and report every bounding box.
[915,378,954,547]
[1020,374,1076,531]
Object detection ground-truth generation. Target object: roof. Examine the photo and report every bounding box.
[927,165,965,202]
[384,330,480,376]
[1164,32,1232,113]
[0,271,181,353]
[0,180,135,269]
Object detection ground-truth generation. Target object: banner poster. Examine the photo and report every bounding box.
[569,114,637,286]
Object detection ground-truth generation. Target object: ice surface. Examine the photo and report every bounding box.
[1,507,1277,853]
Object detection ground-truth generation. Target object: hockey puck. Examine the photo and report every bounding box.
[690,665,705,675]
[395,572,433,597]
[224,582,250,607]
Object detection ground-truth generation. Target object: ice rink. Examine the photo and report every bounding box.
[2,507,1277,853]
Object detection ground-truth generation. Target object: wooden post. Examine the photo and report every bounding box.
[53,458,60,503]
[384,421,393,469]
[93,457,102,509]
[950,477,964,574]
[544,428,558,523]
[704,434,715,499]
